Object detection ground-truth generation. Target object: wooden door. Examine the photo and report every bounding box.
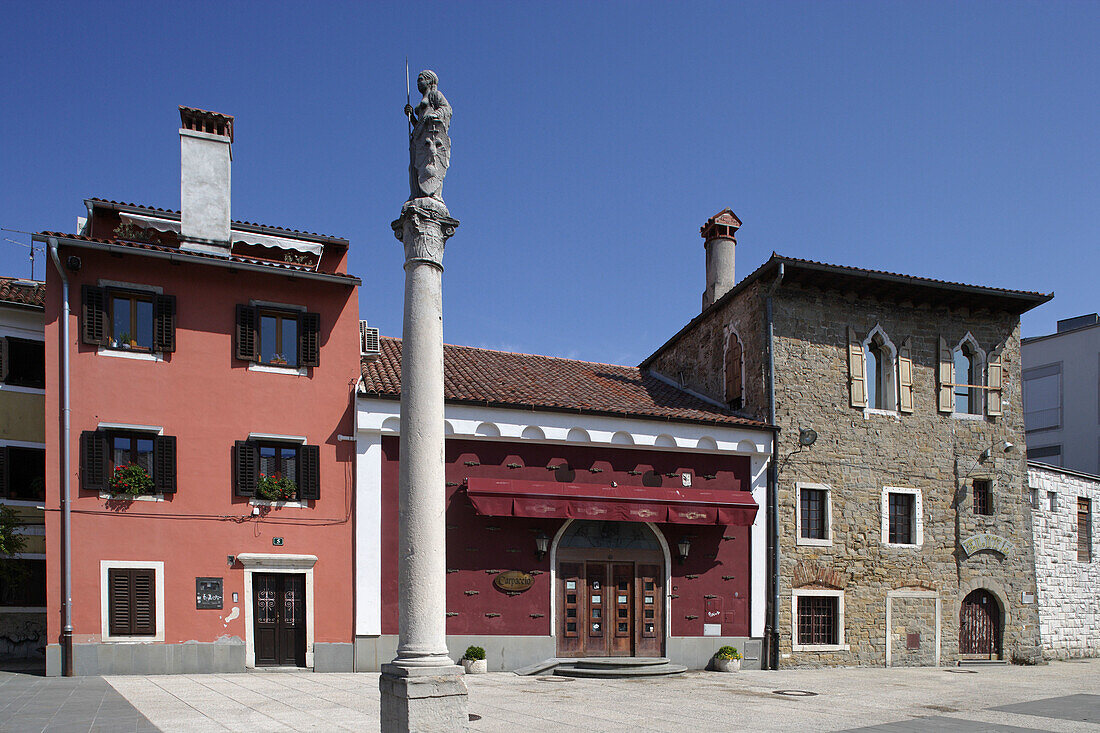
[586,562,610,657]
[959,590,1000,658]
[254,573,306,667]
[557,562,584,656]
[636,564,662,657]
[610,564,634,657]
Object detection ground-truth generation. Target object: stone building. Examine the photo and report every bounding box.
[642,210,1051,667]
[1028,462,1099,659]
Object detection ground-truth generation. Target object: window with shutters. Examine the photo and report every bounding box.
[1,337,45,389]
[234,438,320,503]
[101,562,163,641]
[724,327,744,410]
[861,327,898,412]
[80,430,176,496]
[881,486,922,547]
[796,482,832,547]
[1,447,46,501]
[235,304,320,369]
[1079,498,1093,563]
[792,589,847,651]
[952,335,985,416]
[82,285,175,354]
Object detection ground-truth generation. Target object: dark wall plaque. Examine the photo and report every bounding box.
[196,577,223,610]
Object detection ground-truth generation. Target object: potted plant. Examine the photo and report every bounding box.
[118,332,131,350]
[461,645,487,674]
[108,463,153,497]
[270,353,288,366]
[257,473,297,501]
[713,645,742,672]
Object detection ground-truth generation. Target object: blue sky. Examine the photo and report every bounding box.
[2,1,1096,365]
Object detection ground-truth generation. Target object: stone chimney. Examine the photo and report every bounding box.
[179,106,233,253]
[701,209,740,310]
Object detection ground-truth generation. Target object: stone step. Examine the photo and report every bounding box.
[958,658,1008,666]
[554,662,687,679]
[572,657,672,669]
[513,659,564,676]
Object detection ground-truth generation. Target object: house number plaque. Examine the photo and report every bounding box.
[493,571,534,593]
[196,577,223,610]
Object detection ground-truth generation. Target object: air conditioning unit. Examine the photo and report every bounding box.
[360,320,380,358]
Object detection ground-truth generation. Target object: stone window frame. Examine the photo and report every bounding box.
[952,333,986,419]
[723,324,745,411]
[791,588,849,652]
[862,325,899,415]
[880,486,924,548]
[99,559,165,643]
[966,475,996,518]
[795,482,833,547]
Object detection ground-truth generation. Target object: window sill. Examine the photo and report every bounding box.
[101,636,162,644]
[99,492,166,502]
[98,346,163,362]
[0,499,45,508]
[882,542,922,549]
[0,384,45,395]
[951,412,985,421]
[248,363,307,376]
[792,643,850,652]
[863,408,901,420]
[250,498,310,509]
[0,606,47,614]
[796,537,833,547]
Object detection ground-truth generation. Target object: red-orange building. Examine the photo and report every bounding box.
[38,108,360,675]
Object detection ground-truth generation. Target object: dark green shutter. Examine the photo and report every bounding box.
[154,435,176,494]
[235,305,258,361]
[109,568,156,637]
[299,444,320,500]
[108,569,131,636]
[234,440,257,497]
[298,312,320,367]
[80,430,107,491]
[82,286,108,345]
[153,295,176,353]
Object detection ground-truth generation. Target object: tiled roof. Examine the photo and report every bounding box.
[0,277,45,309]
[361,337,769,429]
[37,233,361,282]
[86,199,347,243]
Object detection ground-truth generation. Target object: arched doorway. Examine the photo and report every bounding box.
[959,589,1002,659]
[554,521,665,658]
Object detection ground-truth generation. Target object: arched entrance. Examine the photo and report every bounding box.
[554,520,665,658]
[959,589,1002,659]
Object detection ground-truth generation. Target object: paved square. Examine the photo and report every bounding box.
[992,694,1100,724]
[0,670,158,733]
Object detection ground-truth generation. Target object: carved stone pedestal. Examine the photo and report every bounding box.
[379,664,469,733]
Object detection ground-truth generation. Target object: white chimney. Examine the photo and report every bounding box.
[701,209,741,310]
[179,106,233,253]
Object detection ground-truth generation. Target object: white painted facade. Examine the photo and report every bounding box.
[1028,462,1100,659]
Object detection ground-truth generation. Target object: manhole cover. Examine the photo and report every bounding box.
[945,668,977,674]
[773,689,818,697]
[537,676,575,682]
[468,714,482,721]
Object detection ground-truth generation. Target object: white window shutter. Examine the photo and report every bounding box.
[848,327,867,408]
[987,351,1003,417]
[937,336,954,413]
[898,337,914,413]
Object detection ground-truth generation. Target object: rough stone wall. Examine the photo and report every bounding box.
[648,281,768,420]
[772,285,1041,667]
[890,596,937,667]
[1029,464,1100,659]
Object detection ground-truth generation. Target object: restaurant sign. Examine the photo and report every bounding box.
[960,533,1014,558]
[493,571,534,594]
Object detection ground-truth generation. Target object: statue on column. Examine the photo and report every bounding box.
[403,70,452,212]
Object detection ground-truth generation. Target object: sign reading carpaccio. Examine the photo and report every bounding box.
[961,533,1014,557]
[493,571,534,593]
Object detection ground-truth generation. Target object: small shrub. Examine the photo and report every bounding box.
[258,474,297,501]
[463,645,486,661]
[715,645,741,660]
[108,464,154,496]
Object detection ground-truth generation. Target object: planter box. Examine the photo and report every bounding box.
[462,658,487,674]
[713,657,741,672]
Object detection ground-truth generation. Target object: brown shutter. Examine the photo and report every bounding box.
[108,569,132,636]
[299,444,320,500]
[848,327,867,408]
[131,569,156,636]
[154,435,177,494]
[82,286,108,345]
[0,337,8,383]
[153,295,176,353]
[898,336,914,413]
[725,333,743,405]
[235,305,258,361]
[234,440,257,497]
[937,336,954,413]
[299,312,321,367]
[80,430,107,492]
[986,351,1003,417]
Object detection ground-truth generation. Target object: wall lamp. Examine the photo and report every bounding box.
[677,536,692,564]
[979,441,1015,463]
[798,428,818,447]
[534,532,549,561]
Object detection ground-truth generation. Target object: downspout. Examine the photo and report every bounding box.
[48,238,74,676]
[764,262,784,670]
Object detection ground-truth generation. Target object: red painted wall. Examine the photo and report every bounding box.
[380,436,753,638]
[45,242,358,646]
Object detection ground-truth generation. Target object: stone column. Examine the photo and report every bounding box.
[379,199,468,732]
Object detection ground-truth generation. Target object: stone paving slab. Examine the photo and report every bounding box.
[993,695,1100,724]
[0,670,159,733]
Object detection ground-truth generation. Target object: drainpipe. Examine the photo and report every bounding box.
[764,262,784,670]
[48,238,74,676]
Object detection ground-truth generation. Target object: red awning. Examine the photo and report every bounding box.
[465,478,758,526]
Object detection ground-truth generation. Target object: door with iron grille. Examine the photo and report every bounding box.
[253,573,306,666]
[959,589,1001,658]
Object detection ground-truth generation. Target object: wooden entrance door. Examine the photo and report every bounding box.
[557,561,663,658]
[959,589,1001,658]
[253,573,306,667]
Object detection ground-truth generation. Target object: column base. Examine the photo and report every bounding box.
[379,663,468,732]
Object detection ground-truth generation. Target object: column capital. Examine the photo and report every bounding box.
[392,198,460,267]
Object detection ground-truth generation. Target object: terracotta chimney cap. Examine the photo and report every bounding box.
[179,106,234,142]
[700,209,741,240]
